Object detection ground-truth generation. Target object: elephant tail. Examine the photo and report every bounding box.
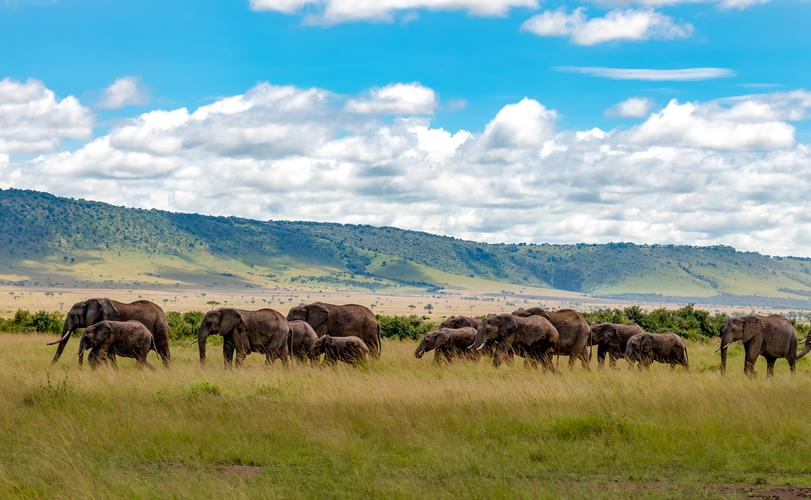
[287,324,293,357]
[373,322,382,359]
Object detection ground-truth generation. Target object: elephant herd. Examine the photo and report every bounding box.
[46,298,811,376]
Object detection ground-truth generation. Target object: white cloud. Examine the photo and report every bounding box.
[589,0,768,10]
[607,97,656,118]
[630,98,796,150]
[250,0,538,23]
[4,80,811,256]
[558,66,734,81]
[0,78,92,154]
[99,76,149,109]
[522,8,692,45]
[345,82,437,115]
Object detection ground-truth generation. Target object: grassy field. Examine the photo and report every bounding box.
[1,334,810,499]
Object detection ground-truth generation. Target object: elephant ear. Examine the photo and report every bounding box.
[84,299,104,326]
[99,299,119,319]
[220,309,245,335]
[640,334,654,353]
[433,330,451,348]
[742,317,760,343]
[307,304,330,334]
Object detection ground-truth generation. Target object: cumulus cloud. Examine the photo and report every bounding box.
[558,66,733,81]
[0,78,92,154]
[521,8,692,45]
[345,83,437,115]
[3,80,811,256]
[607,97,656,118]
[99,76,149,109]
[251,0,538,23]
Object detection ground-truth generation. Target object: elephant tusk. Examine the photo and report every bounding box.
[475,343,485,351]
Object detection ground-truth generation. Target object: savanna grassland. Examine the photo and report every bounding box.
[1,335,810,499]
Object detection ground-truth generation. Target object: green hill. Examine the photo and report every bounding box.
[2,188,811,307]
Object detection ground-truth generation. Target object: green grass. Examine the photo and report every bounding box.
[0,334,810,498]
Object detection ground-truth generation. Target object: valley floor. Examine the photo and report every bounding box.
[0,335,809,498]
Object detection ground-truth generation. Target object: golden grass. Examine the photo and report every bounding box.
[0,335,809,498]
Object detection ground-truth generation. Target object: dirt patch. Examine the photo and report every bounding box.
[717,484,811,499]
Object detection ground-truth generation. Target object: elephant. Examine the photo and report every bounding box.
[48,298,170,366]
[311,335,370,366]
[471,313,559,370]
[288,320,319,362]
[625,332,689,370]
[414,327,479,364]
[287,302,380,358]
[512,307,591,369]
[78,320,155,369]
[590,323,645,368]
[720,315,803,376]
[440,316,480,330]
[198,308,289,368]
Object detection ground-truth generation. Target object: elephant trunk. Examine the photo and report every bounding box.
[797,338,811,360]
[48,320,76,364]
[77,333,87,366]
[198,328,209,365]
[720,335,730,373]
[414,340,428,359]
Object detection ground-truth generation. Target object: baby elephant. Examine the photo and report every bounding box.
[311,335,370,366]
[625,332,688,370]
[415,327,478,364]
[288,320,319,362]
[79,320,155,369]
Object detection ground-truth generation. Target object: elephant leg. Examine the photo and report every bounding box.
[153,324,171,367]
[765,356,776,377]
[223,341,235,369]
[579,347,591,371]
[597,345,607,368]
[743,341,759,376]
[234,345,247,367]
[789,356,796,373]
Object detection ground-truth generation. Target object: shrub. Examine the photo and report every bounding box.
[377,314,436,340]
[0,309,64,334]
[167,311,204,340]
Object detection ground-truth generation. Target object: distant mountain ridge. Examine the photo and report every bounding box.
[2,188,811,307]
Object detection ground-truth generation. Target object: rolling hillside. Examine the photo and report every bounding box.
[2,188,811,307]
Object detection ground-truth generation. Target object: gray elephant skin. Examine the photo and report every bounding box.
[625,332,689,370]
[49,298,170,367]
[199,308,289,367]
[415,327,479,364]
[311,335,370,366]
[441,316,480,330]
[512,307,591,369]
[720,315,806,376]
[590,323,645,368]
[287,302,381,358]
[78,320,155,369]
[288,320,319,362]
[472,313,559,370]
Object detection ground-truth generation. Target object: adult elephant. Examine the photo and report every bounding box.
[590,323,645,368]
[48,298,170,366]
[720,315,801,376]
[471,313,559,370]
[287,302,380,358]
[512,307,591,369]
[198,308,289,367]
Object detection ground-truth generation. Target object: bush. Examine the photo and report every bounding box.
[167,311,204,340]
[583,304,729,341]
[377,314,436,340]
[0,309,64,334]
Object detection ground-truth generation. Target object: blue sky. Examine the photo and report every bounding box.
[1,0,811,255]
[3,0,808,131]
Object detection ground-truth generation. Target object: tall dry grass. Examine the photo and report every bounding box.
[0,334,809,498]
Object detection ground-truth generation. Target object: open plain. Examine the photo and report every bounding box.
[0,334,809,498]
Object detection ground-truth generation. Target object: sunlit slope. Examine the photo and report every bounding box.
[3,188,811,305]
